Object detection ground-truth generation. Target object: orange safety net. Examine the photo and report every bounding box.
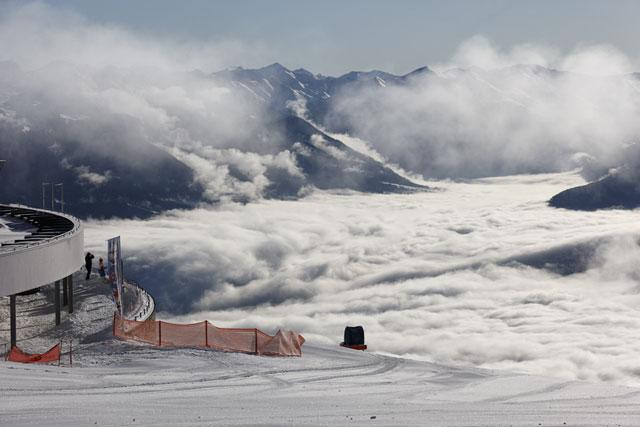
[113,315,305,356]
[6,343,61,364]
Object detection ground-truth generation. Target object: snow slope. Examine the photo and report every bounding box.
[3,273,640,425]
[4,342,640,425]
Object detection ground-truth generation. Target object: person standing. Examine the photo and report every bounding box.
[85,252,95,280]
[98,257,106,279]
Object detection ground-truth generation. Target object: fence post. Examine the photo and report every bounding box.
[204,321,208,348]
[254,328,258,355]
[69,339,72,366]
[62,277,68,306]
[112,312,116,337]
[54,280,61,325]
[158,321,162,347]
[68,275,74,314]
[58,340,61,367]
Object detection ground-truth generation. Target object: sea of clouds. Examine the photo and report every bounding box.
[85,172,640,386]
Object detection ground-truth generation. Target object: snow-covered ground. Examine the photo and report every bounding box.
[0,271,114,354]
[3,271,640,425]
[6,342,640,426]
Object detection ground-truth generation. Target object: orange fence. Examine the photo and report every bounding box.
[113,315,305,357]
[6,343,61,364]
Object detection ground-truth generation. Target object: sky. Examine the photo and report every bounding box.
[33,0,640,75]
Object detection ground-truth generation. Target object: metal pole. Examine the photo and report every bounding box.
[9,295,16,348]
[50,183,54,210]
[62,276,68,306]
[42,182,49,209]
[54,280,61,325]
[53,183,64,212]
[68,274,74,314]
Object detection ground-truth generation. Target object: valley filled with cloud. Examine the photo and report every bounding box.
[84,172,640,386]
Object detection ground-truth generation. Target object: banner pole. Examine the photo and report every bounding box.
[158,321,162,347]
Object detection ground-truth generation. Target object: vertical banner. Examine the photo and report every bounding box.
[107,236,124,317]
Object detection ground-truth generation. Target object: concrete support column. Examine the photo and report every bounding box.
[9,294,16,348]
[54,280,61,325]
[62,277,68,306]
[68,275,74,314]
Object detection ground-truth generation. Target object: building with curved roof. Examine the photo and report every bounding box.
[0,204,84,347]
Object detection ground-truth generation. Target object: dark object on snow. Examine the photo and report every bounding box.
[85,252,94,280]
[340,326,367,350]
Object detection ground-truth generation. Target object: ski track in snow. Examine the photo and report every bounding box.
[3,273,640,425]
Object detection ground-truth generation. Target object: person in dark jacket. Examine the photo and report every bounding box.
[85,252,95,280]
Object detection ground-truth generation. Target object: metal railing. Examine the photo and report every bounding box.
[123,280,155,322]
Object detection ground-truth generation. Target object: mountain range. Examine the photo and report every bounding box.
[0,61,429,219]
[1,60,639,218]
[210,62,431,127]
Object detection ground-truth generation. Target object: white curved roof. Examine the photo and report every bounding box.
[0,204,84,297]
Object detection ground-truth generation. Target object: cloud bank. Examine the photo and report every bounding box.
[329,36,640,179]
[0,3,305,204]
[85,172,640,386]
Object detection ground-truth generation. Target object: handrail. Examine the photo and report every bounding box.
[123,279,155,321]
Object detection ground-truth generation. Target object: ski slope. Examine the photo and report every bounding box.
[3,342,640,425]
[2,274,640,425]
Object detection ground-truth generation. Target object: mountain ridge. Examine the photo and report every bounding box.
[0,60,428,219]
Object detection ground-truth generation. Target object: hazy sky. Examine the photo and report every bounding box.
[38,0,640,75]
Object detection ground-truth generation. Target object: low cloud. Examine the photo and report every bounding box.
[0,3,301,202]
[85,172,640,386]
[61,158,112,186]
[171,147,305,203]
[329,36,640,179]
